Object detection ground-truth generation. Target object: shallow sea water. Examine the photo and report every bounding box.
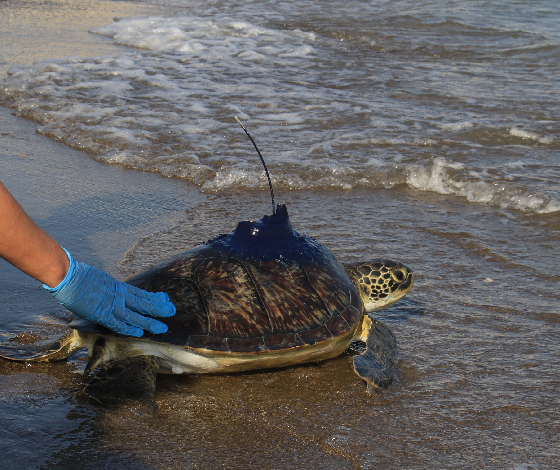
[1,0,559,468]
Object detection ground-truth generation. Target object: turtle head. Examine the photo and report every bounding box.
[345,260,414,313]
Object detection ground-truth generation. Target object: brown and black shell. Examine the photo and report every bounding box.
[124,204,363,353]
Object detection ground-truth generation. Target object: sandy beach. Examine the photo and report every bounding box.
[1,0,558,468]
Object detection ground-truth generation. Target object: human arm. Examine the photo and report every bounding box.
[0,182,175,336]
[0,181,69,288]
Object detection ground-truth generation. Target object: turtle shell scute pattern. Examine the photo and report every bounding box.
[126,245,362,353]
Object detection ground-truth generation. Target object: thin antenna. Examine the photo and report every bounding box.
[235,116,276,216]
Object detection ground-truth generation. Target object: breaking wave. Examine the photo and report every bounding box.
[1,14,558,215]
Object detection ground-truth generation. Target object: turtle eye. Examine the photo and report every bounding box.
[390,268,406,283]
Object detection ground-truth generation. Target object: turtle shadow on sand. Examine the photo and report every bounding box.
[0,203,413,414]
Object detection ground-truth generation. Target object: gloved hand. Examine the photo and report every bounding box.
[44,248,175,337]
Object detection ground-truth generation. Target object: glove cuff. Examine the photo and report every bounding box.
[42,247,76,293]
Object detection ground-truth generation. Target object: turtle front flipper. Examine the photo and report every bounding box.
[0,330,83,362]
[85,355,159,414]
[352,316,398,387]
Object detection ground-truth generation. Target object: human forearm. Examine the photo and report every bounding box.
[0,180,175,336]
[0,182,69,287]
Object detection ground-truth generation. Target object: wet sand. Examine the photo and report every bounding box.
[0,88,203,469]
[0,0,190,75]
[1,5,204,467]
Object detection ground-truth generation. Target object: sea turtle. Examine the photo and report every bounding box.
[0,204,413,412]
[0,120,413,412]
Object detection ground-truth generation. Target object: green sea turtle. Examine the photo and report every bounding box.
[0,204,413,412]
[0,120,413,412]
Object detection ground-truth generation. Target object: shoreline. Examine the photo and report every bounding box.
[0,0,187,79]
[1,1,559,469]
[0,0,206,278]
[0,106,205,345]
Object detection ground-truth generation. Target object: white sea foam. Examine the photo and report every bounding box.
[405,157,559,213]
[1,12,558,216]
[439,121,474,131]
[91,16,316,61]
[509,127,553,144]
[407,157,465,195]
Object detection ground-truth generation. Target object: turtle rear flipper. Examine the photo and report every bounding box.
[85,355,159,415]
[352,317,398,387]
[0,330,83,362]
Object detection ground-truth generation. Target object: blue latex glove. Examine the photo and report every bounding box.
[43,248,175,337]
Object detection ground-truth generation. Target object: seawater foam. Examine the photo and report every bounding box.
[405,157,560,214]
[509,127,553,145]
[439,121,474,132]
[91,16,316,58]
[407,157,466,195]
[1,13,558,215]
[1,15,320,155]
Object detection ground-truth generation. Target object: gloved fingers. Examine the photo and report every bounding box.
[96,314,144,337]
[113,306,169,335]
[123,284,176,318]
[89,294,168,335]
[115,309,167,334]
